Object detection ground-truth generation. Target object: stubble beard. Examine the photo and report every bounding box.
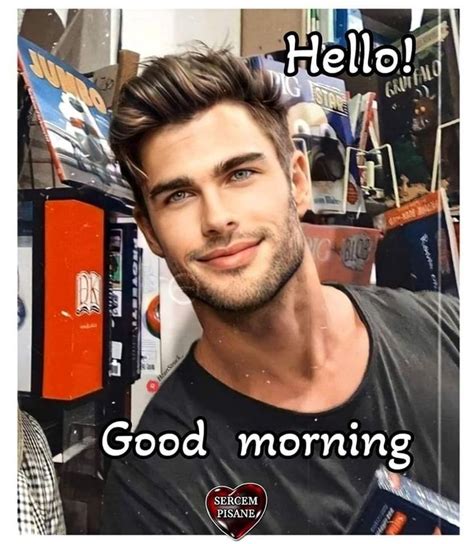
[165,197,305,315]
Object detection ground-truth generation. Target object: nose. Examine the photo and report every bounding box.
[200,190,238,238]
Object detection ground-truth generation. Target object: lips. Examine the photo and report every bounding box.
[198,240,261,262]
[196,240,262,271]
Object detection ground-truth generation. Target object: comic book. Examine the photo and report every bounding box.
[377,11,459,206]
[247,56,365,215]
[374,189,459,296]
[17,36,134,204]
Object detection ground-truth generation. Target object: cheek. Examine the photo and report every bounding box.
[238,176,291,215]
[154,218,198,260]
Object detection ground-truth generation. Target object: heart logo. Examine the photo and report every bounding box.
[205,482,267,540]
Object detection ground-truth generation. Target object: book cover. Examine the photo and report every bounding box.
[377,12,459,205]
[17,36,134,204]
[374,189,459,296]
[247,56,365,214]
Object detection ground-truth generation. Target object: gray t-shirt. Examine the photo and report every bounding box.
[101,285,459,534]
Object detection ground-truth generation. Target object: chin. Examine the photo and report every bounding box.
[194,258,301,315]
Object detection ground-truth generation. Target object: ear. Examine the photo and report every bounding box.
[290,149,312,217]
[133,206,164,258]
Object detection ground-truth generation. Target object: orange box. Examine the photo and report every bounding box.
[43,199,104,400]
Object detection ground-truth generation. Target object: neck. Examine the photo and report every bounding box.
[192,246,363,410]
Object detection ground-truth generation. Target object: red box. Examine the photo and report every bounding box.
[41,199,105,400]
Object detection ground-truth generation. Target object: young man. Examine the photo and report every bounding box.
[101,47,459,534]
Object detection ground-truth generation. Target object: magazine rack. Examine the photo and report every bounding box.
[430,118,460,193]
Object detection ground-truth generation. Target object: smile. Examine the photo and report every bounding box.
[197,240,262,271]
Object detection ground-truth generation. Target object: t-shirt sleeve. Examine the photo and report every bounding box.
[440,294,459,355]
[413,291,459,361]
[101,457,195,535]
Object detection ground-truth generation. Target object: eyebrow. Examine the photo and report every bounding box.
[148,176,195,200]
[148,152,266,201]
[213,152,266,177]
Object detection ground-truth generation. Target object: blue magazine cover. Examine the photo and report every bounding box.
[247,56,365,214]
[18,36,134,204]
[374,189,458,296]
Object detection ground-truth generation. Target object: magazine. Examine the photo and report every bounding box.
[374,189,459,296]
[18,36,134,204]
[247,56,365,215]
[377,12,459,206]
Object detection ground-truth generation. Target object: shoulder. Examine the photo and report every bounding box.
[340,285,459,349]
[345,284,458,324]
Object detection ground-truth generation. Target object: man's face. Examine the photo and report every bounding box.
[138,102,306,313]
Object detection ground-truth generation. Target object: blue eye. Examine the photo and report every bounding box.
[231,169,253,181]
[168,191,190,204]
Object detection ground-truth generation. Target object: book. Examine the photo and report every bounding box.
[348,466,459,534]
[377,12,459,205]
[302,223,381,285]
[247,56,365,215]
[17,36,134,204]
[108,221,142,383]
[374,189,459,296]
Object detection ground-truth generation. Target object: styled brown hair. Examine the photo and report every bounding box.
[110,45,294,211]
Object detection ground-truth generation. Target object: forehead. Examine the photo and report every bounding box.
[139,102,279,181]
